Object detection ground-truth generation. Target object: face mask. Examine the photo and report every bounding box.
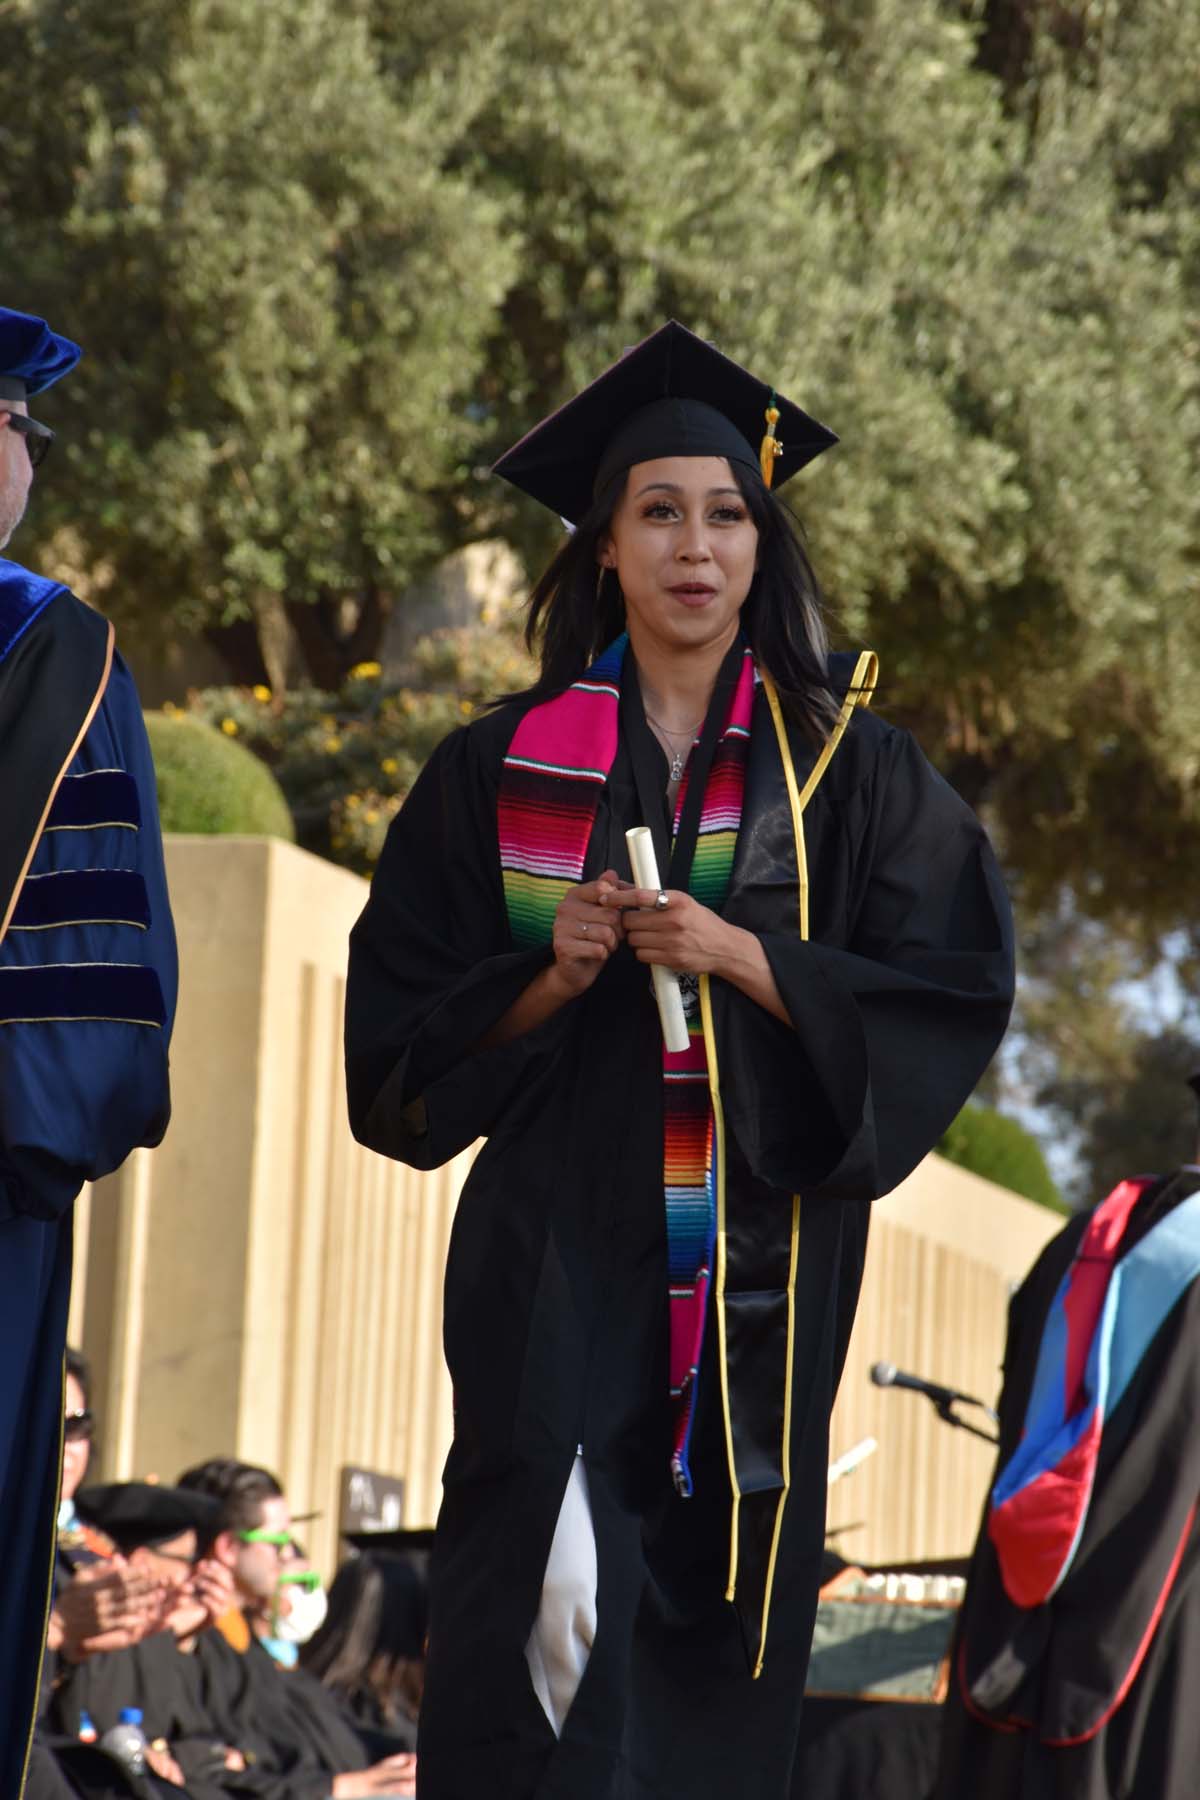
[273,1581,328,1645]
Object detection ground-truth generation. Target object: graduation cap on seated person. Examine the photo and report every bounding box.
[491,319,837,526]
[340,1523,436,1555]
[0,306,82,402]
[75,1482,223,1555]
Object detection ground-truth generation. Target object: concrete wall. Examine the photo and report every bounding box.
[70,836,1058,1576]
[70,837,463,1578]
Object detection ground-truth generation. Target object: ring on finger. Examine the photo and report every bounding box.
[580,921,590,936]
[655,890,669,912]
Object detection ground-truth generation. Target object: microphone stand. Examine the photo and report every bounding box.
[930,1394,998,1446]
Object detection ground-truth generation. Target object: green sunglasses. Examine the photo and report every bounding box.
[278,1569,322,1593]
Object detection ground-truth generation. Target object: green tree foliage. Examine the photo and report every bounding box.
[0,0,514,685]
[407,0,1198,936]
[1,0,1195,936]
[1011,905,1200,1205]
[938,1102,1067,1212]
[145,711,295,840]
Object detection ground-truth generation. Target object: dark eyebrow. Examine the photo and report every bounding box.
[632,482,744,500]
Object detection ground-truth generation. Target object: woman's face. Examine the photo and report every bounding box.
[61,1371,91,1503]
[599,456,758,661]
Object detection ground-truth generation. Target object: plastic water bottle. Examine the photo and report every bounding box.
[98,1707,148,1776]
[77,1710,97,1745]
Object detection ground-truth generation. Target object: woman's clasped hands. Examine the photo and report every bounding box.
[551,872,744,995]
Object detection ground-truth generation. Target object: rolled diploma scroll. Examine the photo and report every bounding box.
[625,827,690,1054]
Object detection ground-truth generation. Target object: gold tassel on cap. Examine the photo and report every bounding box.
[759,393,782,487]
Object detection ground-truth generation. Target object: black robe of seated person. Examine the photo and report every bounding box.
[48,1631,232,1800]
[190,1627,370,1799]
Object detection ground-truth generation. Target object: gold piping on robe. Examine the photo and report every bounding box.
[710,651,878,1674]
[700,971,739,1598]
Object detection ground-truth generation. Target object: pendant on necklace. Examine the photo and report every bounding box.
[669,750,685,782]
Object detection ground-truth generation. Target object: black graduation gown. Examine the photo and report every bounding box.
[190,1629,369,1800]
[48,1631,233,1800]
[345,653,1013,1800]
[936,1167,1200,1800]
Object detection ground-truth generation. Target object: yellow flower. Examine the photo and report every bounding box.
[349,660,382,680]
[364,808,379,825]
[459,699,473,716]
[324,735,343,754]
[252,684,271,702]
[221,718,238,736]
[380,757,398,776]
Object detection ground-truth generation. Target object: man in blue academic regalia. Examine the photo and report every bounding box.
[0,307,177,1796]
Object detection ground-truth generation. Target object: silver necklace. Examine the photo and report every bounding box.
[645,710,702,783]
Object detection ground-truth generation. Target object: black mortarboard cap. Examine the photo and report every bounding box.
[341,1523,436,1554]
[492,320,837,526]
[75,1482,223,1553]
[0,307,82,403]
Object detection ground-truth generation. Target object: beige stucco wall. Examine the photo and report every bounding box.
[829,1164,1059,1566]
[70,837,464,1577]
[70,835,1058,1575]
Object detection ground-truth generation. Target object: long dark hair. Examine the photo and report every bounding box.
[523,463,839,738]
[299,1552,428,1721]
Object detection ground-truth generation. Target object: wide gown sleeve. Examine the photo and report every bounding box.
[0,654,177,1224]
[717,724,1014,1200]
[345,721,562,1170]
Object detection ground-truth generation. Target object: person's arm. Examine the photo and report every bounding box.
[479,869,627,1047]
[713,725,1015,1200]
[0,651,176,1224]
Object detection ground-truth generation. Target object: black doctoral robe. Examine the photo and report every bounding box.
[345,651,1013,1800]
[936,1166,1200,1800]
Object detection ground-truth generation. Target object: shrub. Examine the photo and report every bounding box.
[937,1104,1067,1214]
[145,710,296,842]
[185,621,537,872]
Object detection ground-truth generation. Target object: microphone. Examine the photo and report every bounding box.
[870,1361,972,1410]
[870,1361,999,1441]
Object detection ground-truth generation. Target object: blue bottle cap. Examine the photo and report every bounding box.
[117,1707,143,1726]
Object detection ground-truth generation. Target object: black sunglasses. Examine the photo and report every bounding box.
[64,1408,94,1444]
[3,411,54,469]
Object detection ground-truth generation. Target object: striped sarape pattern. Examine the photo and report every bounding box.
[499,637,625,949]
[498,635,756,1496]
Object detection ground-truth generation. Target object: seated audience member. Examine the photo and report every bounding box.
[177,1460,416,1798]
[49,1483,237,1797]
[27,1357,164,1800]
[260,1537,329,1671]
[51,1350,164,1659]
[300,1552,427,1754]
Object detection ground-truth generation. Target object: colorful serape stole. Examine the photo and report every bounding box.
[498,634,755,1495]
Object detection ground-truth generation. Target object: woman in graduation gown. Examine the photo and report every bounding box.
[344,321,1014,1800]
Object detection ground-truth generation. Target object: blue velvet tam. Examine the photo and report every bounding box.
[0,307,82,403]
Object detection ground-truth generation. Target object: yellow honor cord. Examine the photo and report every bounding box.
[759,402,782,487]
